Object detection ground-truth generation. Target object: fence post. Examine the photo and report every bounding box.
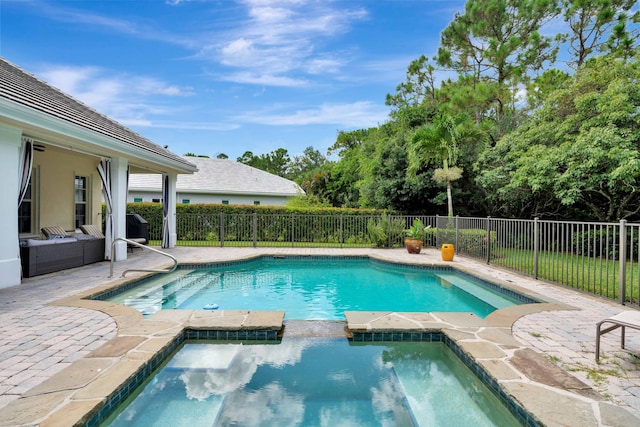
[253,212,257,248]
[455,215,459,252]
[340,213,344,248]
[220,212,225,248]
[387,214,392,249]
[486,216,491,265]
[435,214,440,248]
[619,219,627,305]
[291,213,295,247]
[534,217,539,279]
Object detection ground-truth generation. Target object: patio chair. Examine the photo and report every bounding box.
[595,310,640,362]
[41,225,72,239]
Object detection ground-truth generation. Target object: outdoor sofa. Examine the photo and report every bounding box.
[20,226,105,278]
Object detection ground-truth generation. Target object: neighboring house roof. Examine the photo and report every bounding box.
[129,157,303,197]
[0,56,195,171]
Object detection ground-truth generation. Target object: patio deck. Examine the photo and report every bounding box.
[0,247,638,426]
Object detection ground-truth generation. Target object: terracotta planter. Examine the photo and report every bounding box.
[441,244,455,261]
[404,237,423,254]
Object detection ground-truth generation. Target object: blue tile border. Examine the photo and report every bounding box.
[82,328,280,427]
[351,330,443,343]
[350,331,540,427]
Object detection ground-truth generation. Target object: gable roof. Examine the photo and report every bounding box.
[0,56,195,171]
[129,157,303,197]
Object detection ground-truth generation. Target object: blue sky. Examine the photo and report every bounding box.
[1,0,465,160]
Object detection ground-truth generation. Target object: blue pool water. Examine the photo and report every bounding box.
[105,257,528,319]
[102,338,522,427]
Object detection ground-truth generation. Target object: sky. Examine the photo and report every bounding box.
[0,0,466,160]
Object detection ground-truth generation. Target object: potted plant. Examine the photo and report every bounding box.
[404,219,429,254]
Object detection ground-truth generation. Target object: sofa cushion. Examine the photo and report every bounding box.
[54,237,78,244]
[25,239,56,247]
[73,233,97,240]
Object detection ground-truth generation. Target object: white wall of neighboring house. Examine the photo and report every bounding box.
[128,191,292,206]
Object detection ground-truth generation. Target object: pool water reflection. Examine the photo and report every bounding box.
[103,338,521,427]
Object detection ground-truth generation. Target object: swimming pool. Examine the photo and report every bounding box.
[101,338,524,427]
[100,257,533,320]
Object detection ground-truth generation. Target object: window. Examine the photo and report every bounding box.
[18,175,33,234]
[152,198,160,203]
[182,199,190,204]
[253,201,260,206]
[222,200,229,205]
[134,197,143,203]
[74,176,88,229]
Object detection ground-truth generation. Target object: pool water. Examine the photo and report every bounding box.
[106,257,525,319]
[102,338,521,427]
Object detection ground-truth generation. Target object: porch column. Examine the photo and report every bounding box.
[0,124,23,288]
[165,172,178,247]
[111,157,129,260]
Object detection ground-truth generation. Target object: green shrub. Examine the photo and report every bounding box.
[126,203,389,245]
[367,212,404,247]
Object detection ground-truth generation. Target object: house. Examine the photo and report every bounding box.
[0,56,197,288]
[128,157,303,206]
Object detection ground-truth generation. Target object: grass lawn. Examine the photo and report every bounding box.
[490,248,640,302]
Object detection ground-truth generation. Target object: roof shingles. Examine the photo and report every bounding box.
[130,157,302,196]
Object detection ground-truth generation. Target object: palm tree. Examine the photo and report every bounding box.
[407,113,471,217]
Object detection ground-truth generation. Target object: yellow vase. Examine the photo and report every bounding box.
[441,244,455,261]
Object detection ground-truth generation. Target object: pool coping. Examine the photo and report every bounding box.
[0,254,638,426]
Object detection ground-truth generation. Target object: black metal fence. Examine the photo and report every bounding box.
[134,211,640,306]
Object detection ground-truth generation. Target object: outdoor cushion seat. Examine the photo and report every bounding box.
[25,237,77,246]
[20,230,104,277]
[80,224,105,238]
[41,225,72,239]
[595,310,640,362]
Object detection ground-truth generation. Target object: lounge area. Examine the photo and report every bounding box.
[19,226,105,278]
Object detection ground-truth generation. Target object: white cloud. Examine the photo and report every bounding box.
[219,71,308,87]
[305,57,344,75]
[201,0,368,86]
[220,38,256,66]
[38,64,195,125]
[34,0,369,88]
[234,101,389,128]
[35,1,198,50]
[127,120,240,131]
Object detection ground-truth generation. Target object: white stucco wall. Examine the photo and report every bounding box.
[128,191,292,206]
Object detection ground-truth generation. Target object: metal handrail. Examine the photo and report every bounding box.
[109,237,178,278]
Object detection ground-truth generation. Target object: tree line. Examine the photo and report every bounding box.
[227,0,640,222]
